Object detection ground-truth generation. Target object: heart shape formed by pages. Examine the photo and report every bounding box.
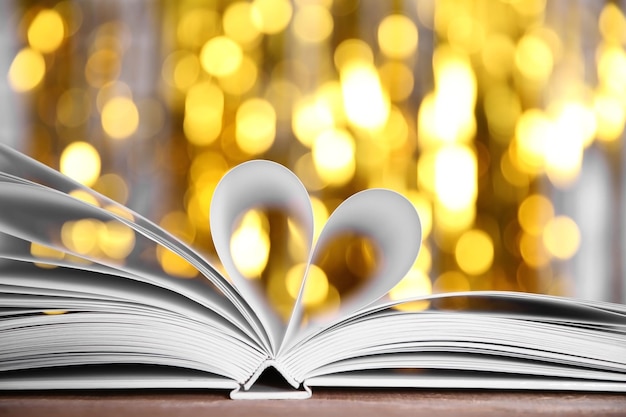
[210,160,422,348]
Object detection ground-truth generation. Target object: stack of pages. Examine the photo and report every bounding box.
[0,145,625,399]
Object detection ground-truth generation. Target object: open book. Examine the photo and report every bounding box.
[1,144,625,399]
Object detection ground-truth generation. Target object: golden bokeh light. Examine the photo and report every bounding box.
[69,190,100,207]
[157,247,199,279]
[93,174,129,205]
[200,36,243,77]
[377,14,418,59]
[176,8,219,49]
[292,96,335,148]
[230,210,270,279]
[434,145,477,211]
[293,4,334,43]
[312,128,356,186]
[101,97,139,140]
[433,271,470,293]
[8,0,626,311]
[518,194,554,236]
[218,55,258,95]
[98,221,135,260]
[184,81,224,146]
[57,88,91,128]
[30,242,65,269]
[223,2,261,47]
[341,63,390,130]
[61,219,101,256]
[235,98,276,154]
[27,9,65,53]
[251,0,293,34]
[543,216,581,260]
[7,48,46,92]
[455,229,494,276]
[286,264,329,307]
[515,34,553,83]
[60,142,101,187]
[389,268,432,311]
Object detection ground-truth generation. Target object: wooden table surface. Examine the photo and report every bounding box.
[2,390,626,417]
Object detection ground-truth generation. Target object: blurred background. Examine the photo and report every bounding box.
[2,0,626,315]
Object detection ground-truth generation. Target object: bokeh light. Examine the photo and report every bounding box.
[6,0,626,313]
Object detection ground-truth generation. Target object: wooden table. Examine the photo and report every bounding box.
[2,390,625,417]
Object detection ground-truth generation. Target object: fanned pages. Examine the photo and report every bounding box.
[1,144,625,399]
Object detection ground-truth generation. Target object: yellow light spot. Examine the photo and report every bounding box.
[406,191,432,239]
[174,53,201,91]
[511,0,546,16]
[518,194,554,236]
[200,36,243,77]
[251,0,293,34]
[176,9,220,49]
[545,103,594,187]
[230,210,270,279]
[434,145,477,211]
[416,149,436,194]
[160,211,196,243]
[57,88,91,128]
[515,35,553,83]
[334,39,374,70]
[448,16,484,54]
[162,51,196,91]
[27,9,65,53]
[61,219,102,255]
[310,196,329,241]
[599,3,626,43]
[597,45,626,96]
[341,63,390,130]
[433,271,470,293]
[286,263,329,307]
[7,48,46,92]
[500,151,529,188]
[481,34,515,79]
[98,221,135,260]
[373,105,409,150]
[60,142,101,187]
[85,49,120,88]
[435,205,476,237]
[519,232,551,268]
[95,81,132,112]
[218,55,258,95]
[184,82,224,146]
[236,98,276,154]
[93,173,129,205]
[69,190,100,207]
[543,216,580,260]
[389,268,432,311]
[483,84,521,140]
[293,4,333,43]
[515,109,552,174]
[103,205,134,222]
[312,128,355,186]
[455,229,494,276]
[378,14,418,59]
[378,61,415,102]
[415,244,432,272]
[223,2,261,47]
[101,97,139,140]
[419,51,476,148]
[594,91,626,142]
[31,242,65,269]
[157,246,199,279]
[292,96,335,147]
